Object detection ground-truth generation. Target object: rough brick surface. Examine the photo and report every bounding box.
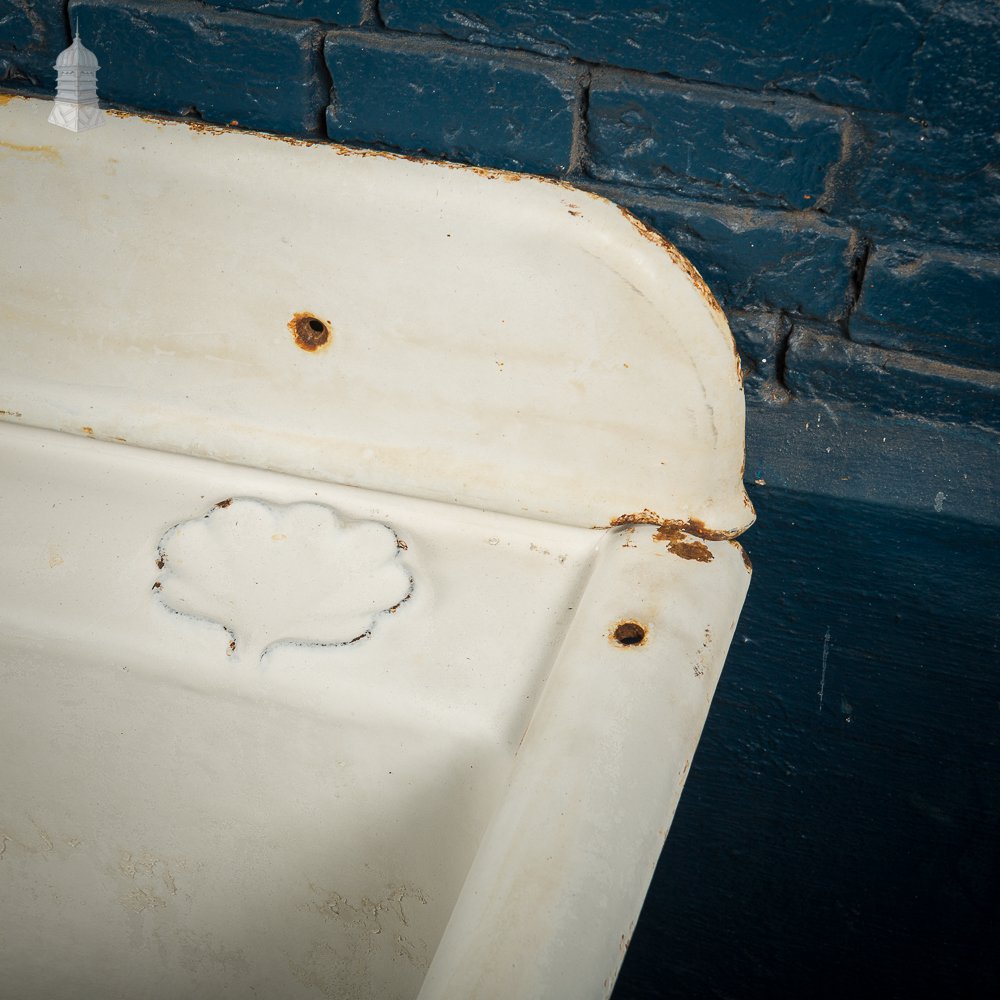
[380,1,928,114]
[786,326,1000,430]
[831,113,1000,251]
[592,185,858,321]
[208,1,364,24]
[0,0,69,92]
[851,245,1000,370]
[324,30,579,174]
[587,71,845,210]
[908,0,1000,132]
[69,0,328,135]
[728,310,791,403]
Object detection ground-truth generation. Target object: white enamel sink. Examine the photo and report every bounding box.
[0,94,752,1000]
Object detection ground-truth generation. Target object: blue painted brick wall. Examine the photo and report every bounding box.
[210,1,365,22]
[586,71,846,210]
[379,0,927,112]
[1,0,68,91]
[4,0,998,424]
[74,0,331,134]
[325,29,581,174]
[853,246,1000,370]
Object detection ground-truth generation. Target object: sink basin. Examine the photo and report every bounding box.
[0,94,752,1000]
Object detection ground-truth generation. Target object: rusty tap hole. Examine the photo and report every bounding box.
[613,621,646,647]
[289,312,331,352]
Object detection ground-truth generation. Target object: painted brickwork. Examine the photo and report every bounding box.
[3,0,996,431]
[2,7,998,1000]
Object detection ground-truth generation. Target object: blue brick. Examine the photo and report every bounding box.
[589,184,858,321]
[852,245,1000,371]
[69,0,328,135]
[324,30,580,174]
[208,1,364,24]
[786,325,1000,430]
[909,0,1000,133]
[380,1,926,114]
[0,0,70,93]
[728,310,791,403]
[587,71,845,210]
[832,113,1000,251]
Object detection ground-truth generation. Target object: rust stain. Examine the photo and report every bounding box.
[0,139,61,164]
[112,436,127,443]
[680,517,732,542]
[214,497,233,509]
[155,554,165,570]
[620,920,636,955]
[0,94,18,106]
[651,521,714,562]
[228,639,237,654]
[608,513,738,547]
[106,107,324,146]
[611,620,647,648]
[151,581,161,591]
[610,509,662,527]
[670,539,714,562]
[396,539,408,550]
[731,539,753,572]
[289,312,332,352]
[105,108,167,129]
[461,162,524,183]
[187,119,316,147]
[0,409,22,418]
[81,426,94,436]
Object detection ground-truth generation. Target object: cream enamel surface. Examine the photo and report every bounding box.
[1,95,751,1000]
[0,96,750,535]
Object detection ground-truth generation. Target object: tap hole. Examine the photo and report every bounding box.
[289,312,332,352]
[613,621,646,647]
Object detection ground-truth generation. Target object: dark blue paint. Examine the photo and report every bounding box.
[379,1,927,115]
[786,326,1000,430]
[831,113,999,254]
[613,485,1000,999]
[908,0,1000,133]
[208,0,365,24]
[0,0,69,91]
[728,311,791,403]
[743,399,999,527]
[852,246,1000,370]
[70,0,328,135]
[325,29,579,174]
[587,70,844,210]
